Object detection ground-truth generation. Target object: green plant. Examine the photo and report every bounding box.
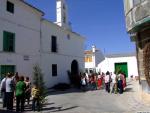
[32,64,47,110]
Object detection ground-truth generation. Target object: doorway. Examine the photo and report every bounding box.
[71,60,79,75]
[115,62,128,77]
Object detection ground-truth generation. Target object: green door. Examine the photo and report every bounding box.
[0,65,15,81]
[115,62,128,78]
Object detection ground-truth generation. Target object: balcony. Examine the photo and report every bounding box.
[125,0,150,33]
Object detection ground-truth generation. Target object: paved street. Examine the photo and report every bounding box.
[1,80,150,113]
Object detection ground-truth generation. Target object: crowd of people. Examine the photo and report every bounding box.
[0,71,127,112]
[80,71,127,94]
[0,72,40,112]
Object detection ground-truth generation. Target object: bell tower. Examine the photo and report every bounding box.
[56,0,70,29]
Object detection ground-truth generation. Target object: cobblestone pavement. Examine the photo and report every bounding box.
[1,80,150,113]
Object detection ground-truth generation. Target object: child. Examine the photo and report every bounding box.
[25,77,31,105]
[31,84,40,111]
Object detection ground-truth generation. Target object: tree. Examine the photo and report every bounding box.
[32,64,47,110]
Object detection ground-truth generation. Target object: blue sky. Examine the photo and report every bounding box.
[26,0,136,54]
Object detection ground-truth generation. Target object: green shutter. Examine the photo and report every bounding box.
[13,33,15,52]
[3,31,15,52]
[3,31,8,51]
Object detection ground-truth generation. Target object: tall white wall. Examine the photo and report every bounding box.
[0,0,85,88]
[41,20,85,87]
[0,0,42,77]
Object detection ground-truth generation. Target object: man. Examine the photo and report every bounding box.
[111,72,117,93]
[5,73,15,110]
[104,71,111,93]
[0,75,7,108]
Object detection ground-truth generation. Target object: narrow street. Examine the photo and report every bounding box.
[1,80,150,113]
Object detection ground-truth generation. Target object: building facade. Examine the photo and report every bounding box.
[124,0,150,93]
[98,53,138,78]
[84,46,105,73]
[0,0,85,87]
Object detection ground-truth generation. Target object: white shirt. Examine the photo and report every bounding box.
[6,78,14,92]
[111,74,116,83]
[81,78,86,85]
[105,75,110,83]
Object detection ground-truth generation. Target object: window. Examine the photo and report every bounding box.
[85,56,92,62]
[7,1,14,13]
[3,31,15,52]
[67,34,70,40]
[51,36,57,52]
[63,15,66,23]
[63,4,65,10]
[52,64,57,76]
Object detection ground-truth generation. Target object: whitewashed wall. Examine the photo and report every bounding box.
[41,20,85,87]
[0,0,41,78]
[0,0,85,88]
[98,56,138,78]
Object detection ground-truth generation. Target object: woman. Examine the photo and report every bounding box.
[15,76,26,112]
[117,73,123,94]
[97,73,102,90]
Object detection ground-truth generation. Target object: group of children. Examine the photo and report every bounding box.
[80,71,126,94]
[0,72,40,112]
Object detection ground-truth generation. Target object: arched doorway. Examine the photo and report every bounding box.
[70,60,80,87]
[144,42,150,86]
[71,60,79,75]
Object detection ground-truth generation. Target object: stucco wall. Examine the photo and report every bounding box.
[98,56,138,78]
[0,0,85,88]
[41,20,85,87]
[0,0,41,78]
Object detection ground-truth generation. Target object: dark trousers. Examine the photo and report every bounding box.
[6,92,14,110]
[118,80,123,94]
[32,97,40,111]
[16,95,25,111]
[105,82,110,93]
[1,92,7,108]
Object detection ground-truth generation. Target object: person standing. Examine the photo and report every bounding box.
[97,73,102,90]
[118,72,123,94]
[104,71,111,93]
[25,77,31,105]
[5,73,15,110]
[111,72,117,93]
[31,84,40,111]
[0,75,7,108]
[15,76,26,112]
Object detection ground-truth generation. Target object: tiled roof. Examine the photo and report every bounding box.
[84,50,93,54]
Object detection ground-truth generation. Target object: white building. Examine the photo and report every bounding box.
[98,53,138,78]
[84,46,105,73]
[0,0,85,87]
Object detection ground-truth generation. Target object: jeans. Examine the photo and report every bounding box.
[32,97,40,111]
[105,82,110,93]
[1,92,7,108]
[6,92,14,110]
[16,95,25,111]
